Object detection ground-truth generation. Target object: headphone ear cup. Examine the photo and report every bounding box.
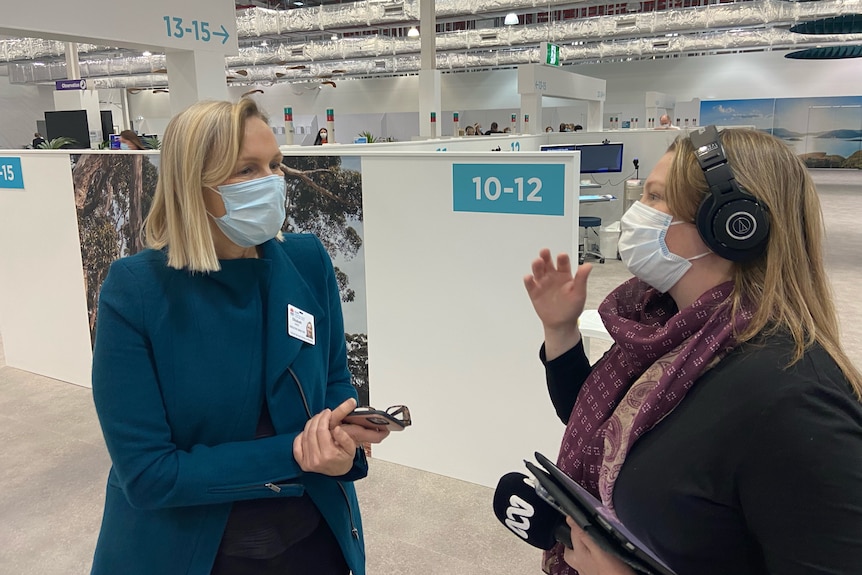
[696,191,770,262]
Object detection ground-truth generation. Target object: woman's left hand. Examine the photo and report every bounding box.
[293,398,358,476]
[340,424,391,445]
[563,517,637,575]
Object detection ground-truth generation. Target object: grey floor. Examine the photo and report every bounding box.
[2,170,861,574]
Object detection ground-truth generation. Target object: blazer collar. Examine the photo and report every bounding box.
[260,239,326,384]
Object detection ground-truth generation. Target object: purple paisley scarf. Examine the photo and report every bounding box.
[544,277,751,575]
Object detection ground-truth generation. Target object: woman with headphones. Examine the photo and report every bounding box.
[524,127,862,575]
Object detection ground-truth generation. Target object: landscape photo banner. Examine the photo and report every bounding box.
[700,96,862,169]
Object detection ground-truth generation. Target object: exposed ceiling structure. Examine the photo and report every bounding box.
[2,0,862,90]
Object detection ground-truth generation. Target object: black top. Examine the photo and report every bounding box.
[543,334,862,575]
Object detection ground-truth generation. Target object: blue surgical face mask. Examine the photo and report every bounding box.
[208,174,286,248]
[119,143,130,150]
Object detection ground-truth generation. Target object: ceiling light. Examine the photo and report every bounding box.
[504,13,519,26]
[142,51,152,57]
[407,26,419,38]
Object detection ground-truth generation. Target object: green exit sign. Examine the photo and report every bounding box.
[541,42,562,67]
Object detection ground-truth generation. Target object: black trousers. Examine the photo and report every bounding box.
[210,520,350,575]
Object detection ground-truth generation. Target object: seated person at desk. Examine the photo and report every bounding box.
[119,130,146,150]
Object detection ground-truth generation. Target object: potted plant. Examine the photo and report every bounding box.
[141,135,161,150]
[37,137,79,149]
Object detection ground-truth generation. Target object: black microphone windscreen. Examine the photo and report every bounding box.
[493,472,568,551]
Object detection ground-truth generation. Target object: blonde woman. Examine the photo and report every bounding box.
[90,98,389,575]
[525,127,862,575]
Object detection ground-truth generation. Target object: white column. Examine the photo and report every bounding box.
[417,0,440,139]
[587,101,605,132]
[65,42,80,80]
[283,107,295,145]
[520,92,542,135]
[419,70,442,139]
[166,50,228,116]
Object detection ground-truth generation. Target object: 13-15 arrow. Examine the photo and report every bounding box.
[212,24,229,44]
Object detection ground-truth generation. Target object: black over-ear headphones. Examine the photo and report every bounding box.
[689,125,770,262]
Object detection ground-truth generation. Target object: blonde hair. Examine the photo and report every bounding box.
[666,128,862,398]
[144,98,269,272]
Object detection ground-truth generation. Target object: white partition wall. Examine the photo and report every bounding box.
[0,151,92,386]
[3,143,582,487]
[360,151,579,487]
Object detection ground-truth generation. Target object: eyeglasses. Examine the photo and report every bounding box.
[383,405,411,427]
[345,404,412,430]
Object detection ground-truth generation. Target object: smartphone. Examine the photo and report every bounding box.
[343,406,411,431]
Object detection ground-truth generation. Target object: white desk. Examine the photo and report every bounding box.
[579,194,616,203]
[579,309,613,357]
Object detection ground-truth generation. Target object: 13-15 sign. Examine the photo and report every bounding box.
[0,157,24,189]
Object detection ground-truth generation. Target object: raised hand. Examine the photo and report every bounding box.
[523,249,592,359]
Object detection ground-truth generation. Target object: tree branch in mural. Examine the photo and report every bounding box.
[73,154,158,342]
[281,155,363,300]
[281,155,367,403]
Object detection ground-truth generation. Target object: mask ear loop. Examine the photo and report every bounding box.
[687,251,712,262]
[668,221,712,262]
[203,185,225,221]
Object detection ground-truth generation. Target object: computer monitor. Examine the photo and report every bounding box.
[539,144,578,152]
[540,142,624,173]
[576,143,624,173]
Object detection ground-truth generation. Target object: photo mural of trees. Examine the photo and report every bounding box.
[281,155,369,404]
[73,154,158,343]
[74,151,369,404]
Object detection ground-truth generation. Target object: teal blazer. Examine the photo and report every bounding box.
[90,235,367,575]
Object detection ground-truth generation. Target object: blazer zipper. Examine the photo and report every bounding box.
[210,481,356,537]
[337,482,359,539]
[209,482,296,494]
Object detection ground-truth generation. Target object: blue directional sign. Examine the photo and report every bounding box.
[0,157,24,189]
[453,163,566,216]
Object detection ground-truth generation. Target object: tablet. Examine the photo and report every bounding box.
[528,452,677,575]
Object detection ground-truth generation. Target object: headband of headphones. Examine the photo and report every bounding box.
[691,125,738,196]
[688,125,770,262]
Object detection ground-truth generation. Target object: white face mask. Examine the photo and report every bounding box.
[618,201,710,293]
[208,174,286,248]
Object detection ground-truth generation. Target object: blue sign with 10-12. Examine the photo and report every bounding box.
[0,157,24,189]
[452,163,566,216]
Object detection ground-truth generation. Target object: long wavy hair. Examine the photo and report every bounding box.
[665,128,862,399]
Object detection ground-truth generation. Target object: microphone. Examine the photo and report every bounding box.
[493,472,572,550]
